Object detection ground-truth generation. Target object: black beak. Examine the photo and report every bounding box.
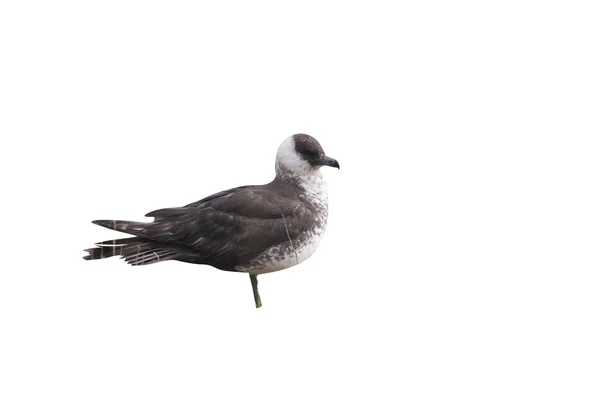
[311,155,340,169]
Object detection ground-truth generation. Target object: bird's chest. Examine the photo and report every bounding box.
[241,178,329,274]
[300,175,328,224]
[247,224,326,274]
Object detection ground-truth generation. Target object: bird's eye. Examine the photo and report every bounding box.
[300,149,318,159]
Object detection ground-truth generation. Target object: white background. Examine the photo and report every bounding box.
[1,1,599,399]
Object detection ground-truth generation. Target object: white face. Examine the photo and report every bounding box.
[275,136,314,176]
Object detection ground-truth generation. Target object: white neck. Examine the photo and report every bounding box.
[274,137,316,187]
[274,136,329,210]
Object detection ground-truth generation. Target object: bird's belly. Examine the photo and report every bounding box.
[237,228,325,274]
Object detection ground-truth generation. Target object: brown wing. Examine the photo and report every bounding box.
[142,181,316,269]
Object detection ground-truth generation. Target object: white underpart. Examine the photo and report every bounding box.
[238,135,329,274]
[245,178,327,274]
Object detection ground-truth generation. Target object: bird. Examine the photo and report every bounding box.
[83,134,339,308]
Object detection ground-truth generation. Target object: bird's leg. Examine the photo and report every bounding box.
[249,273,262,308]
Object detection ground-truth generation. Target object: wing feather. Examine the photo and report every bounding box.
[140,182,316,268]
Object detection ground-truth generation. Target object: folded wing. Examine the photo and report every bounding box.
[142,184,314,269]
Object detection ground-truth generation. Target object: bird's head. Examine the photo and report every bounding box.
[275,134,340,179]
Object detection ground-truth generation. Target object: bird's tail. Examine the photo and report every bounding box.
[83,237,178,266]
[83,237,133,260]
[91,219,150,236]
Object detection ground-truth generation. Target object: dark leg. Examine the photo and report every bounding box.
[249,273,262,308]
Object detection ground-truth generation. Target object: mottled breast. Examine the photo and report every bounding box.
[237,174,328,274]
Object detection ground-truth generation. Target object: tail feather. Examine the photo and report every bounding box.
[92,220,149,236]
[122,246,177,266]
[85,219,180,266]
[83,245,125,260]
[95,237,141,246]
[83,237,178,266]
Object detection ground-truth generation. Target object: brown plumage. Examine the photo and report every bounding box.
[84,134,339,307]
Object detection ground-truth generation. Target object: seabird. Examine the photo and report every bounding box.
[84,134,339,308]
